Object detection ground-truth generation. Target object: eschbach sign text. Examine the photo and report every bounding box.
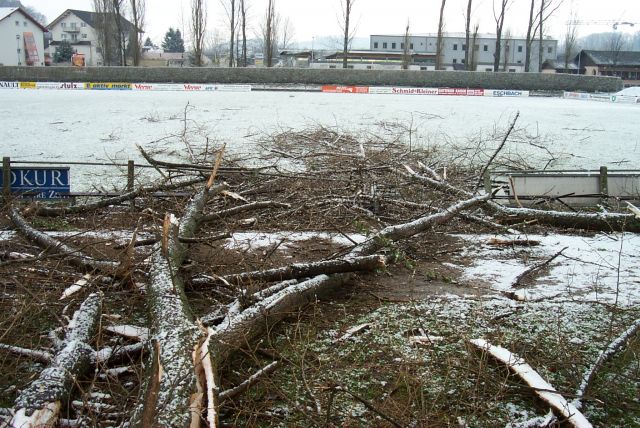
[1,166,71,199]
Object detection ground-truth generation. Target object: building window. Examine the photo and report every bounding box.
[23,21,27,27]
[17,48,21,53]
[410,43,413,49]
[71,34,78,42]
[420,66,428,70]
[61,33,67,40]
[401,43,404,49]
[453,44,458,50]
[82,33,88,39]
[548,47,553,54]
[461,59,465,64]
[453,59,457,63]
[15,20,19,26]
[518,45,523,52]
[517,60,522,64]
[61,22,66,28]
[329,65,336,69]
[383,42,387,49]
[366,65,373,69]
[486,68,492,71]
[374,42,378,48]
[391,42,396,49]
[509,68,516,72]
[483,45,488,51]
[462,44,466,51]
[81,22,87,27]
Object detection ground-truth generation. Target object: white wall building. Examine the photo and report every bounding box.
[0,7,46,66]
[47,9,136,66]
[370,33,558,72]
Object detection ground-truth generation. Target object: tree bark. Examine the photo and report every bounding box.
[11,294,102,428]
[436,0,447,70]
[199,254,387,286]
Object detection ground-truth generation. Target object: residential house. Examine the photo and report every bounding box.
[0,7,47,66]
[574,50,640,87]
[47,9,138,66]
[370,33,558,72]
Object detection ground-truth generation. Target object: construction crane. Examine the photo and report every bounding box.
[566,20,637,30]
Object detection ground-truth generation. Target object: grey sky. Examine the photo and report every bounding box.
[24,0,640,46]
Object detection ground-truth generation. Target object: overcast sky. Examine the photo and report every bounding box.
[23,0,640,46]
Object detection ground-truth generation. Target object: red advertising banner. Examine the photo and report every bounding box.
[321,85,370,94]
[437,88,484,96]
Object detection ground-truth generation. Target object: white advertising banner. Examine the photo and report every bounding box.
[0,81,20,89]
[484,89,530,97]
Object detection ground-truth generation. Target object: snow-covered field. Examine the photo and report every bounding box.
[2,90,639,189]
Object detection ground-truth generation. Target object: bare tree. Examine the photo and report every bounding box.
[493,0,510,72]
[402,20,411,70]
[608,32,627,65]
[502,29,512,71]
[524,0,563,72]
[436,0,447,70]
[562,13,578,70]
[129,0,145,66]
[469,23,479,71]
[93,0,114,65]
[112,0,126,66]
[279,15,294,51]
[240,0,248,67]
[340,0,356,69]
[464,0,473,70]
[191,0,207,66]
[221,0,237,67]
[263,0,276,67]
[206,29,225,65]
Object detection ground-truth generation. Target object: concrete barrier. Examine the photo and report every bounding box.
[0,66,623,93]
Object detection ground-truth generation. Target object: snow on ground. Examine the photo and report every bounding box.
[618,86,640,96]
[223,231,367,252]
[2,90,640,191]
[455,233,640,306]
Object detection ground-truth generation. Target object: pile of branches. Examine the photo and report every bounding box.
[1,122,638,427]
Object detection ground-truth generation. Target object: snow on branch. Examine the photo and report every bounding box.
[11,293,102,428]
[469,338,592,428]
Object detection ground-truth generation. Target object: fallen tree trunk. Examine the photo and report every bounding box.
[211,193,490,362]
[131,181,227,427]
[470,338,592,428]
[9,207,119,273]
[11,293,102,428]
[402,165,640,233]
[197,255,387,287]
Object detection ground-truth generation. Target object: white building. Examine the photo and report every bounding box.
[47,9,137,66]
[370,33,558,72]
[0,7,46,66]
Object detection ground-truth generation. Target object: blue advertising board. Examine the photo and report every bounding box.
[0,166,70,199]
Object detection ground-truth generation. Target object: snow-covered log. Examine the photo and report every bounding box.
[132,182,226,427]
[470,339,592,428]
[11,293,102,428]
[201,201,291,223]
[9,207,119,274]
[199,255,387,286]
[32,177,207,217]
[573,319,640,410]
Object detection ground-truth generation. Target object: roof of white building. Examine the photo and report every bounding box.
[0,7,47,31]
[371,32,557,41]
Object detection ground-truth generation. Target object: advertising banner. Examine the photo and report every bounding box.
[563,91,591,100]
[321,85,369,94]
[87,82,132,90]
[0,166,70,199]
[19,82,37,89]
[485,89,530,97]
[35,82,86,90]
[0,81,19,89]
[131,83,183,91]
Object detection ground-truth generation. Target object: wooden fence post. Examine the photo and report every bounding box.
[2,157,10,201]
[599,166,608,204]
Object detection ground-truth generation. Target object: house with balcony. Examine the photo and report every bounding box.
[47,9,138,66]
[0,7,47,66]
